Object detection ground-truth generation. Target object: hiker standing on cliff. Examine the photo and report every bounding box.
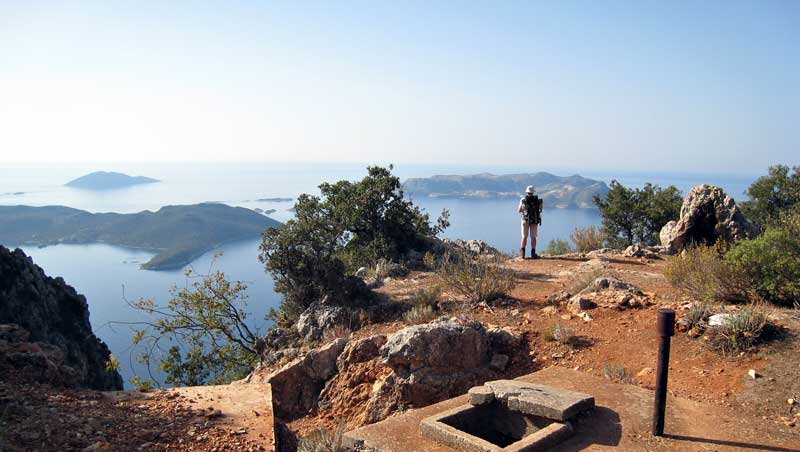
[518,185,543,259]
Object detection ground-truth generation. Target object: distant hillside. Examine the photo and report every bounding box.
[0,204,280,270]
[65,171,159,190]
[403,172,609,208]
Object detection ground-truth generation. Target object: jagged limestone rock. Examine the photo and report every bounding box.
[0,246,122,390]
[660,184,758,254]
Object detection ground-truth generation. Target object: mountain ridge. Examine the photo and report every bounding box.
[403,172,609,208]
[0,203,280,270]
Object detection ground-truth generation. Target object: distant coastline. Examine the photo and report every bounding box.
[0,203,280,270]
[403,172,609,208]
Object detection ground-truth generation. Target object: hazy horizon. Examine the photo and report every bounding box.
[2,1,798,173]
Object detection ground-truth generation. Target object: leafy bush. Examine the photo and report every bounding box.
[664,244,744,303]
[259,166,449,323]
[725,215,800,306]
[403,305,437,324]
[437,251,516,305]
[593,181,682,248]
[684,302,713,330]
[740,165,800,229]
[298,419,348,452]
[571,226,604,253]
[545,239,571,256]
[602,363,635,384]
[705,307,768,355]
[129,266,261,386]
[542,323,578,346]
[409,286,442,310]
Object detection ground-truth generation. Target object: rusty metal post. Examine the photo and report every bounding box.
[652,308,675,436]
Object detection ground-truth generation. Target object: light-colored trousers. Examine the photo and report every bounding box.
[521,221,539,248]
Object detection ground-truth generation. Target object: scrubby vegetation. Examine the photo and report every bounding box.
[570,226,604,252]
[437,251,516,305]
[545,238,571,255]
[403,305,437,324]
[128,265,260,386]
[542,323,578,347]
[705,307,769,355]
[259,166,449,324]
[593,181,682,248]
[409,286,442,310]
[664,244,744,303]
[602,362,635,384]
[298,419,348,452]
[725,213,800,306]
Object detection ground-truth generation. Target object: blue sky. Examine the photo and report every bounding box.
[1,1,797,173]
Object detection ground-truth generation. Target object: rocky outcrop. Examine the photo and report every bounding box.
[441,239,500,256]
[0,323,80,387]
[0,246,122,390]
[251,338,349,420]
[623,243,662,259]
[567,277,650,311]
[295,299,353,342]
[363,317,516,423]
[660,184,758,254]
[317,335,389,425]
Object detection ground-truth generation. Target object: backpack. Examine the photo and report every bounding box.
[522,195,542,225]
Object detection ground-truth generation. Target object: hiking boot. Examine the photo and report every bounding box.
[531,250,539,259]
[519,248,525,259]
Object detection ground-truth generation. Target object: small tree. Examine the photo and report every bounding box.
[128,264,261,386]
[260,165,449,323]
[740,165,800,229]
[593,180,681,248]
[594,181,637,248]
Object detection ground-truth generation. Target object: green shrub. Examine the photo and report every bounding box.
[602,363,635,384]
[403,305,437,324]
[664,244,744,303]
[684,302,713,330]
[259,166,449,323]
[410,286,442,310]
[571,226,604,253]
[545,239,571,256]
[725,218,800,306]
[740,165,800,229]
[705,307,768,355]
[593,181,682,248]
[298,419,348,452]
[437,251,516,304]
[542,323,578,346]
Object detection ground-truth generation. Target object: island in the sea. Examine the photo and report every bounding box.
[0,203,280,270]
[403,172,610,208]
[65,171,160,190]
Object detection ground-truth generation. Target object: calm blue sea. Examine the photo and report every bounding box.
[0,162,757,386]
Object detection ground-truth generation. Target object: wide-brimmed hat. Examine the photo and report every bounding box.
[525,185,535,194]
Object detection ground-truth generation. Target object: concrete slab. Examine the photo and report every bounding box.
[482,380,595,421]
[343,367,800,452]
